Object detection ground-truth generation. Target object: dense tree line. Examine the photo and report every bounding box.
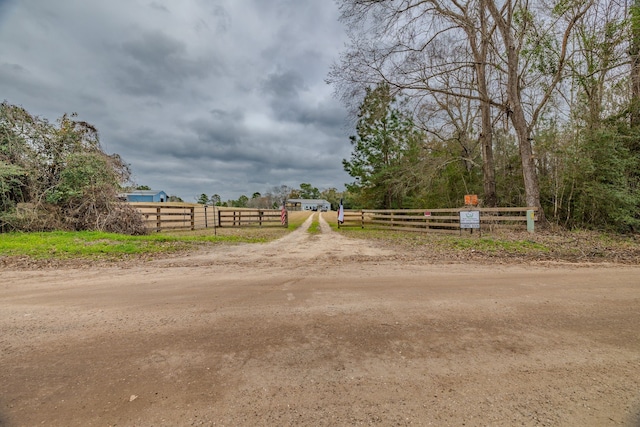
[329,0,640,231]
[196,184,344,210]
[0,102,145,234]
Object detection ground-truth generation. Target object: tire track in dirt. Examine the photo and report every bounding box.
[159,212,393,270]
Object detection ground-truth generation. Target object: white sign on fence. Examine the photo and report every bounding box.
[459,210,480,229]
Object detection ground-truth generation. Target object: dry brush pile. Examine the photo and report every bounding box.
[0,102,146,234]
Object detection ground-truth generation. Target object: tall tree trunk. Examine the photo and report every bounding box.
[435,0,497,207]
[478,85,497,207]
[487,0,545,221]
[510,91,542,213]
[474,0,497,207]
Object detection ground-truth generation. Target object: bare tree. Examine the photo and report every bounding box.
[331,0,500,206]
[565,0,628,128]
[486,0,593,220]
[331,0,594,218]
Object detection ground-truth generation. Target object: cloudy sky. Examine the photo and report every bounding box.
[0,0,354,202]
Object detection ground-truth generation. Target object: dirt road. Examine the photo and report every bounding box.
[1,213,639,426]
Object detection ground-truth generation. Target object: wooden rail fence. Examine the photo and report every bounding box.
[131,203,201,232]
[217,209,287,227]
[339,207,538,233]
[129,203,288,232]
[338,210,365,228]
[131,203,534,233]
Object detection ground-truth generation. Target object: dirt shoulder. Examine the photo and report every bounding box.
[1,213,639,426]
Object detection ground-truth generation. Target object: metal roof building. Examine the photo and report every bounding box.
[286,199,331,211]
[120,190,168,203]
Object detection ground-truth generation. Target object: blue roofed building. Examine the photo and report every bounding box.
[120,190,168,203]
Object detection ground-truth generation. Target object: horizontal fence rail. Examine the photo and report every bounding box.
[130,203,534,233]
[339,207,538,233]
[337,210,364,229]
[217,209,287,228]
[129,203,287,232]
[130,203,201,232]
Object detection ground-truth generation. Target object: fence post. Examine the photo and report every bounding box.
[361,210,364,229]
[156,207,161,232]
[190,206,195,230]
[527,209,535,233]
[259,210,263,227]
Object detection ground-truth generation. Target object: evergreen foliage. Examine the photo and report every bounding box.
[343,83,425,209]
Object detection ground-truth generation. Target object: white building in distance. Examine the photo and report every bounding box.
[286,199,331,211]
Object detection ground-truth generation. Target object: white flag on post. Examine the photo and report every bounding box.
[337,199,344,224]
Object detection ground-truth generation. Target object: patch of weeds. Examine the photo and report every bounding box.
[308,217,321,234]
[450,237,550,253]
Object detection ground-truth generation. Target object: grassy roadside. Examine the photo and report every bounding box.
[321,210,640,263]
[0,211,313,262]
[0,231,261,260]
[1,210,638,265]
[333,226,640,264]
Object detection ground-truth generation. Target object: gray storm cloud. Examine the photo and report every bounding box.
[0,0,352,201]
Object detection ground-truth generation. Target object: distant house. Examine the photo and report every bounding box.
[286,199,331,211]
[120,190,168,203]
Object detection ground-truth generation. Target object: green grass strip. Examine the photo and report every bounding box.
[308,216,321,234]
[0,230,268,260]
